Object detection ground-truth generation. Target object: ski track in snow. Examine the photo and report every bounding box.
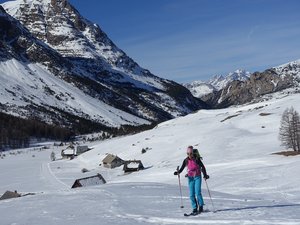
[40,162,70,191]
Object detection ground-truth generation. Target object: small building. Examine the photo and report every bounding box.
[71,174,106,188]
[61,149,76,159]
[102,154,124,169]
[0,190,21,200]
[123,160,144,173]
[76,145,90,155]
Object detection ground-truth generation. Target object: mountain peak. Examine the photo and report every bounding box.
[207,69,250,90]
[2,0,108,58]
[227,69,251,81]
[273,59,300,79]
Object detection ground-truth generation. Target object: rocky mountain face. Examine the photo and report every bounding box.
[201,63,299,108]
[185,63,300,109]
[184,69,251,98]
[0,0,207,133]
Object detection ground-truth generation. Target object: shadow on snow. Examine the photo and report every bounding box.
[215,203,300,213]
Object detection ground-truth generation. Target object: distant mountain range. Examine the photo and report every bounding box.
[184,69,251,98]
[184,61,300,108]
[0,0,207,135]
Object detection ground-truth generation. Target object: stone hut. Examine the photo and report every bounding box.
[102,154,124,169]
[71,174,106,189]
[123,160,144,173]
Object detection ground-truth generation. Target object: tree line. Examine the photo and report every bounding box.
[0,112,73,150]
[0,111,156,151]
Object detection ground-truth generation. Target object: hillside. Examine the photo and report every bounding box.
[1,89,300,224]
[0,0,206,136]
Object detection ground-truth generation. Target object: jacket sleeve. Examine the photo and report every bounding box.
[198,159,208,177]
[177,158,187,174]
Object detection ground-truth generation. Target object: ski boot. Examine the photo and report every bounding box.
[191,208,198,216]
[198,205,203,213]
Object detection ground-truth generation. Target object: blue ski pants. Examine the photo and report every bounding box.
[188,175,204,209]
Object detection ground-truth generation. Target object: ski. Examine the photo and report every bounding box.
[184,212,198,217]
[184,209,211,216]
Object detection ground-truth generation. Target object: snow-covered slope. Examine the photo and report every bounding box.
[1,90,300,224]
[0,59,149,126]
[183,81,216,98]
[273,59,300,80]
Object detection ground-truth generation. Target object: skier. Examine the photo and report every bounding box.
[174,146,209,215]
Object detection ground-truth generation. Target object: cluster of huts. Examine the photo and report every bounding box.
[62,148,144,189]
[71,154,144,189]
[60,145,144,173]
[102,154,144,173]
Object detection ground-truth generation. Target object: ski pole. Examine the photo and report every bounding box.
[177,166,184,208]
[204,178,216,212]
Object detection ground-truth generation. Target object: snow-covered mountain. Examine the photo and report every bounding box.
[186,62,300,108]
[0,0,206,131]
[208,69,251,90]
[273,59,300,78]
[206,61,300,108]
[184,69,251,98]
[1,90,300,224]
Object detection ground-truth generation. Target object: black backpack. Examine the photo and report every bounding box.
[193,148,203,160]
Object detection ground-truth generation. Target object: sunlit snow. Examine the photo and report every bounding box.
[1,90,300,224]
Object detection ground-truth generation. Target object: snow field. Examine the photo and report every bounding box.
[0,91,300,224]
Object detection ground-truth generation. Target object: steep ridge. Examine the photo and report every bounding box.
[0,0,207,131]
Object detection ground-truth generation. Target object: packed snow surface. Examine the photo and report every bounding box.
[1,90,300,224]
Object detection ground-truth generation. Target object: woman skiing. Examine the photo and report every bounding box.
[174,146,209,215]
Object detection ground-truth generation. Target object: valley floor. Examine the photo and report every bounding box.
[0,142,300,225]
[1,91,300,225]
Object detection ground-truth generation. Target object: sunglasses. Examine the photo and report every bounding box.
[187,152,193,155]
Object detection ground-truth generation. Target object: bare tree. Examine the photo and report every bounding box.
[279,107,300,151]
[50,151,56,161]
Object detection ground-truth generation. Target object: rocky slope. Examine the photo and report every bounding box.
[202,62,300,108]
[0,0,207,132]
[184,69,251,98]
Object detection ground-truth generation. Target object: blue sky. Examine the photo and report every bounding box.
[2,0,300,82]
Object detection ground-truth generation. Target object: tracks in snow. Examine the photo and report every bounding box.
[40,162,70,191]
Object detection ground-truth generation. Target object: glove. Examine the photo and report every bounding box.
[174,171,178,175]
[204,174,209,180]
